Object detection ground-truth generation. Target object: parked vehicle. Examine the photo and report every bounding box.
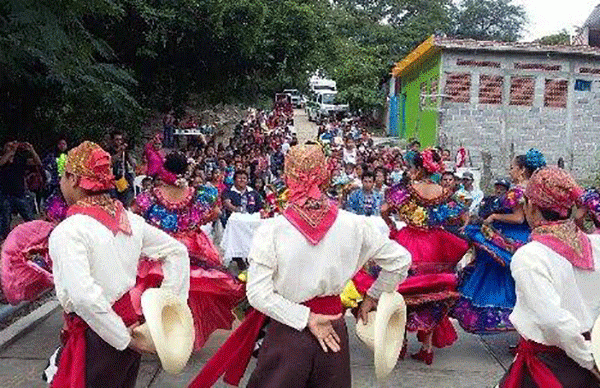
[309,77,336,93]
[282,89,302,108]
[306,90,349,122]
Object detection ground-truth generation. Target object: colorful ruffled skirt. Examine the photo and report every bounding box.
[1,221,55,305]
[451,222,530,334]
[131,229,245,350]
[355,226,469,348]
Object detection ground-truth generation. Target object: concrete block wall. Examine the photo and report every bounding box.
[437,51,600,182]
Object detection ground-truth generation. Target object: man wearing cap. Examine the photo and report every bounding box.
[498,167,600,387]
[46,141,190,388]
[190,144,411,388]
[460,171,484,214]
[478,178,511,221]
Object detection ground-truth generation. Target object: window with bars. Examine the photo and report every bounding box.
[444,72,471,103]
[479,75,504,104]
[544,79,568,108]
[509,77,535,106]
[430,78,439,103]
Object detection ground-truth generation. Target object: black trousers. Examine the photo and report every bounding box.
[499,348,600,388]
[246,318,351,388]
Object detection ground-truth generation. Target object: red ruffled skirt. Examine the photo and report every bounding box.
[390,227,468,275]
[355,226,468,348]
[130,229,245,350]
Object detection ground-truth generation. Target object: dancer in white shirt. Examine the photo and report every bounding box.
[189,144,411,388]
[498,167,600,388]
[46,141,189,388]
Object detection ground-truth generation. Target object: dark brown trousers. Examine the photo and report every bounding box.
[499,349,600,388]
[246,318,351,388]
[84,328,141,388]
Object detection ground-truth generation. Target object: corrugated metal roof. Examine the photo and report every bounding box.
[584,4,600,29]
[391,35,600,78]
[434,36,600,57]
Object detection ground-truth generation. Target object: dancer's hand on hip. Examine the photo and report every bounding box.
[358,295,378,325]
[128,323,157,354]
[308,312,343,353]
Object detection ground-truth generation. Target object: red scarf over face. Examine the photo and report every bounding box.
[282,144,337,245]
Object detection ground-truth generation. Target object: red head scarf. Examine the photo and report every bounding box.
[283,145,337,245]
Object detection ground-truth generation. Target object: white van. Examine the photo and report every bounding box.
[306,91,349,122]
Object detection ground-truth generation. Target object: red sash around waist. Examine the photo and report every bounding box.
[188,295,343,388]
[502,339,564,388]
[50,293,138,388]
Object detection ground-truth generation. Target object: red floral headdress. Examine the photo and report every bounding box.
[64,141,115,192]
[420,148,445,174]
[525,167,582,218]
[526,167,592,270]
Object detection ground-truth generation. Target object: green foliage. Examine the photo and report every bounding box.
[453,0,527,42]
[536,29,571,46]
[0,0,143,147]
[0,0,529,150]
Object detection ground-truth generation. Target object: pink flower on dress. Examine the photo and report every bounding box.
[135,192,153,213]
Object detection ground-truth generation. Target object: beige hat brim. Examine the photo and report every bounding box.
[355,292,407,380]
[141,288,195,374]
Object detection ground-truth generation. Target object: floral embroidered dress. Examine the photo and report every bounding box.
[354,183,469,348]
[451,186,530,334]
[133,185,245,350]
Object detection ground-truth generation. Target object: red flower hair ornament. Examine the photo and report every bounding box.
[420,148,445,174]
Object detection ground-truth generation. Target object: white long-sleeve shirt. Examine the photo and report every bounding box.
[50,212,190,351]
[246,210,411,331]
[509,235,600,370]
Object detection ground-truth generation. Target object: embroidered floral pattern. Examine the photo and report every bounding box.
[481,224,525,255]
[452,297,514,334]
[531,220,594,270]
[582,188,600,225]
[67,194,132,235]
[44,191,68,223]
[386,183,466,229]
[502,186,525,210]
[136,186,217,234]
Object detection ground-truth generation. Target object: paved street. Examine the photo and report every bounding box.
[0,109,518,387]
[0,305,517,388]
[293,108,317,144]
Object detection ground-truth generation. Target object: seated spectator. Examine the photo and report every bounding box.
[345,172,384,216]
[404,140,421,166]
[389,162,404,185]
[141,176,153,192]
[222,170,263,224]
[478,178,511,220]
[343,137,358,165]
[440,171,458,192]
[374,167,388,196]
[459,171,483,214]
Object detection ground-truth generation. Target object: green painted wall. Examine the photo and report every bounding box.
[398,54,441,147]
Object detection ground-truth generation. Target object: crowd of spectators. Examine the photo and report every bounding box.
[0,106,491,241]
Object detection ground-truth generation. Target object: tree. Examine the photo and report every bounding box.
[536,29,571,46]
[0,0,143,146]
[453,0,527,42]
[327,0,454,113]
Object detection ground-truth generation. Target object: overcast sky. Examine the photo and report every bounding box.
[512,0,598,41]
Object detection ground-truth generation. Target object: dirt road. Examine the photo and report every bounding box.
[293,108,317,144]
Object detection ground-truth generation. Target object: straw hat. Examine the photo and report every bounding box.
[591,314,600,370]
[134,288,194,374]
[355,292,406,380]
